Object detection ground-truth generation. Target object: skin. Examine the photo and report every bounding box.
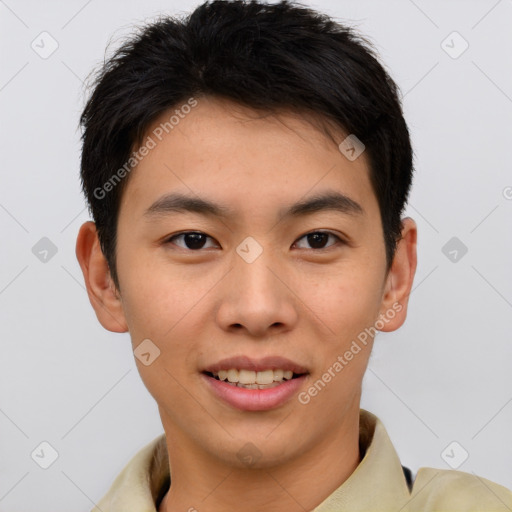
[76,96,417,512]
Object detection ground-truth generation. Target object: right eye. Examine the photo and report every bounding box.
[164,231,219,251]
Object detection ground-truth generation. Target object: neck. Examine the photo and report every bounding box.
[158,408,362,512]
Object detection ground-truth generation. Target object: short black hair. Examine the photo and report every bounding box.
[80,0,414,289]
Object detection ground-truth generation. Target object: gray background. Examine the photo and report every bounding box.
[1,0,511,510]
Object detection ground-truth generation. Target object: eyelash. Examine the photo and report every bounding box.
[164,230,345,252]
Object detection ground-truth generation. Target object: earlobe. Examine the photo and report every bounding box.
[75,221,128,333]
[378,217,417,332]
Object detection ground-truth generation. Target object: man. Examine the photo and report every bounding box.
[75,1,512,510]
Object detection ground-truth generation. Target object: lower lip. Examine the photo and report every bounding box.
[202,373,308,411]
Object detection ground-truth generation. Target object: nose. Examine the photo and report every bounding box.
[215,249,299,338]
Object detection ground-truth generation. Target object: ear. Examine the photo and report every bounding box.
[75,221,128,333]
[378,217,417,332]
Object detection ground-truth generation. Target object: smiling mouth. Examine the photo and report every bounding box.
[203,369,306,389]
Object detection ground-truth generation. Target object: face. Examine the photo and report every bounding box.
[78,96,416,469]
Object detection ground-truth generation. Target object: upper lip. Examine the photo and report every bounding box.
[203,355,309,374]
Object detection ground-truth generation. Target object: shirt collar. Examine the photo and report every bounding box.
[312,409,411,511]
[93,409,411,512]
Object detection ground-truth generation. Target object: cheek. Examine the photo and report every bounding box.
[304,266,384,339]
[117,247,202,336]
[117,258,217,390]
[120,270,208,404]
[297,274,382,413]
[121,278,205,343]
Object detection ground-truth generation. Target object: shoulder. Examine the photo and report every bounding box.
[408,466,512,511]
[93,434,168,512]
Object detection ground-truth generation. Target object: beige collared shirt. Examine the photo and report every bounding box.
[92,409,512,511]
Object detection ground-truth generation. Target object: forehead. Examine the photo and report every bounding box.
[119,96,378,222]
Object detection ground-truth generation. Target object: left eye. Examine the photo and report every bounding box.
[293,231,342,250]
[165,231,343,251]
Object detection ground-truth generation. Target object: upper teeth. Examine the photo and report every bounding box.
[213,369,294,384]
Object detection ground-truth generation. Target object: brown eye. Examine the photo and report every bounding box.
[166,232,218,250]
[294,231,343,250]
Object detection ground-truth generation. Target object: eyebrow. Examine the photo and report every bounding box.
[144,190,364,221]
